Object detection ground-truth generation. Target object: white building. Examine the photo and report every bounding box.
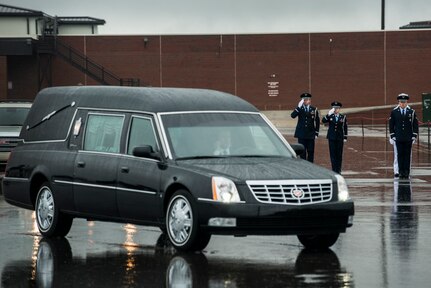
[0,3,105,38]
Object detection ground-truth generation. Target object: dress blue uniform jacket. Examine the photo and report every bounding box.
[322,113,348,141]
[291,105,320,139]
[389,107,418,142]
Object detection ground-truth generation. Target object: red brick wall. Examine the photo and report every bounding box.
[161,35,236,93]
[4,30,431,110]
[309,32,385,109]
[236,34,310,109]
[386,31,431,104]
[7,56,38,100]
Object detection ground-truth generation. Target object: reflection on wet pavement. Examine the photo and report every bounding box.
[1,134,431,287]
[1,235,353,288]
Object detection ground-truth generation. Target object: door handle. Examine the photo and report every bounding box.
[121,166,129,173]
[77,161,86,168]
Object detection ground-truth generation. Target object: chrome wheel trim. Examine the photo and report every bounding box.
[167,196,193,245]
[36,186,55,231]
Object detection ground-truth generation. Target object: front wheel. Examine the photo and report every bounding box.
[35,182,73,237]
[166,190,211,251]
[297,233,339,250]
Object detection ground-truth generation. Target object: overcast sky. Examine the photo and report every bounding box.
[2,0,430,34]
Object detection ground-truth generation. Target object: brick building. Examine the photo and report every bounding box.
[1,4,430,115]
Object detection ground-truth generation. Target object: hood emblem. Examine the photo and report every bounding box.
[291,188,305,199]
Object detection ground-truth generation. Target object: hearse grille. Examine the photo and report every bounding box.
[246,179,333,205]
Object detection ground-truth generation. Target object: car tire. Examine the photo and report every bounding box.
[193,232,211,251]
[297,233,339,249]
[166,190,211,251]
[35,182,73,237]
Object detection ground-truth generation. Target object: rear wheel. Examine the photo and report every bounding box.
[297,233,339,249]
[166,190,211,251]
[35,182,73,237]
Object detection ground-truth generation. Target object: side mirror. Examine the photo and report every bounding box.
[132,145,160,160]
[290,143,305,157]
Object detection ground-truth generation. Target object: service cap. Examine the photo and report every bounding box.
[397,93,409,101]
[331,101,342,108]
[300,92,312,99]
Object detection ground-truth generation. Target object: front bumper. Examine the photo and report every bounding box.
[197,199,354,236]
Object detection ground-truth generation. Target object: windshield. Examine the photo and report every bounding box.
[161,112,294,159]
[0,107,30,126]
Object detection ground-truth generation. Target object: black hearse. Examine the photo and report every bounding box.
[2,86,354,251]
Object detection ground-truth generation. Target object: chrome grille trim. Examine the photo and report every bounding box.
[246,179,333,205]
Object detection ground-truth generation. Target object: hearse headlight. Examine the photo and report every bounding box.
[335,174,350,201]
[212,177,241,203]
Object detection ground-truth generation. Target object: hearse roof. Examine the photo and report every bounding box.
[20,86,258,142]
[37,86,258,113]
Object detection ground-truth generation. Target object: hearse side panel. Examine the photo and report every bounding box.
[160,164,215,210]
[73,152,121,217]
[117,156,162,221]
[2,148,33,208]
[37,148,76,212]
[4,142,76,212]
[71,111,126,218]
[114,112,166,223]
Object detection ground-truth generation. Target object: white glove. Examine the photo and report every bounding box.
[412,137,416,144]
[344,139,347,143]
[298,99,304,108]
[389,138,394,145]
[328,108,335,115]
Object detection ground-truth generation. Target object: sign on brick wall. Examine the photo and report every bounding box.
[267,81,279,97]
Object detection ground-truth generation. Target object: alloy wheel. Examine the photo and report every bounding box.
[167,196,193,245]
[37,187,55,231]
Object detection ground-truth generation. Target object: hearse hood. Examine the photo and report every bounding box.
[176,157,336,182]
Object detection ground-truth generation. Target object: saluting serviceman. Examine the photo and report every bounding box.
[390,102,412,178]
[322,101,348,174]
[291,93,320,162]
[389,93,419,179]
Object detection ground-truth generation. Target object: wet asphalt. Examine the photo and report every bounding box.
[1,130,431,288]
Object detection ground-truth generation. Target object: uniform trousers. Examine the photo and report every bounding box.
[395,140,413,177]
[328,140,344,173]
[298,138,315,163]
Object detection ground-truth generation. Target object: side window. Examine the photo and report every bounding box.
[127,116,158,155]
[84,114,124,153]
